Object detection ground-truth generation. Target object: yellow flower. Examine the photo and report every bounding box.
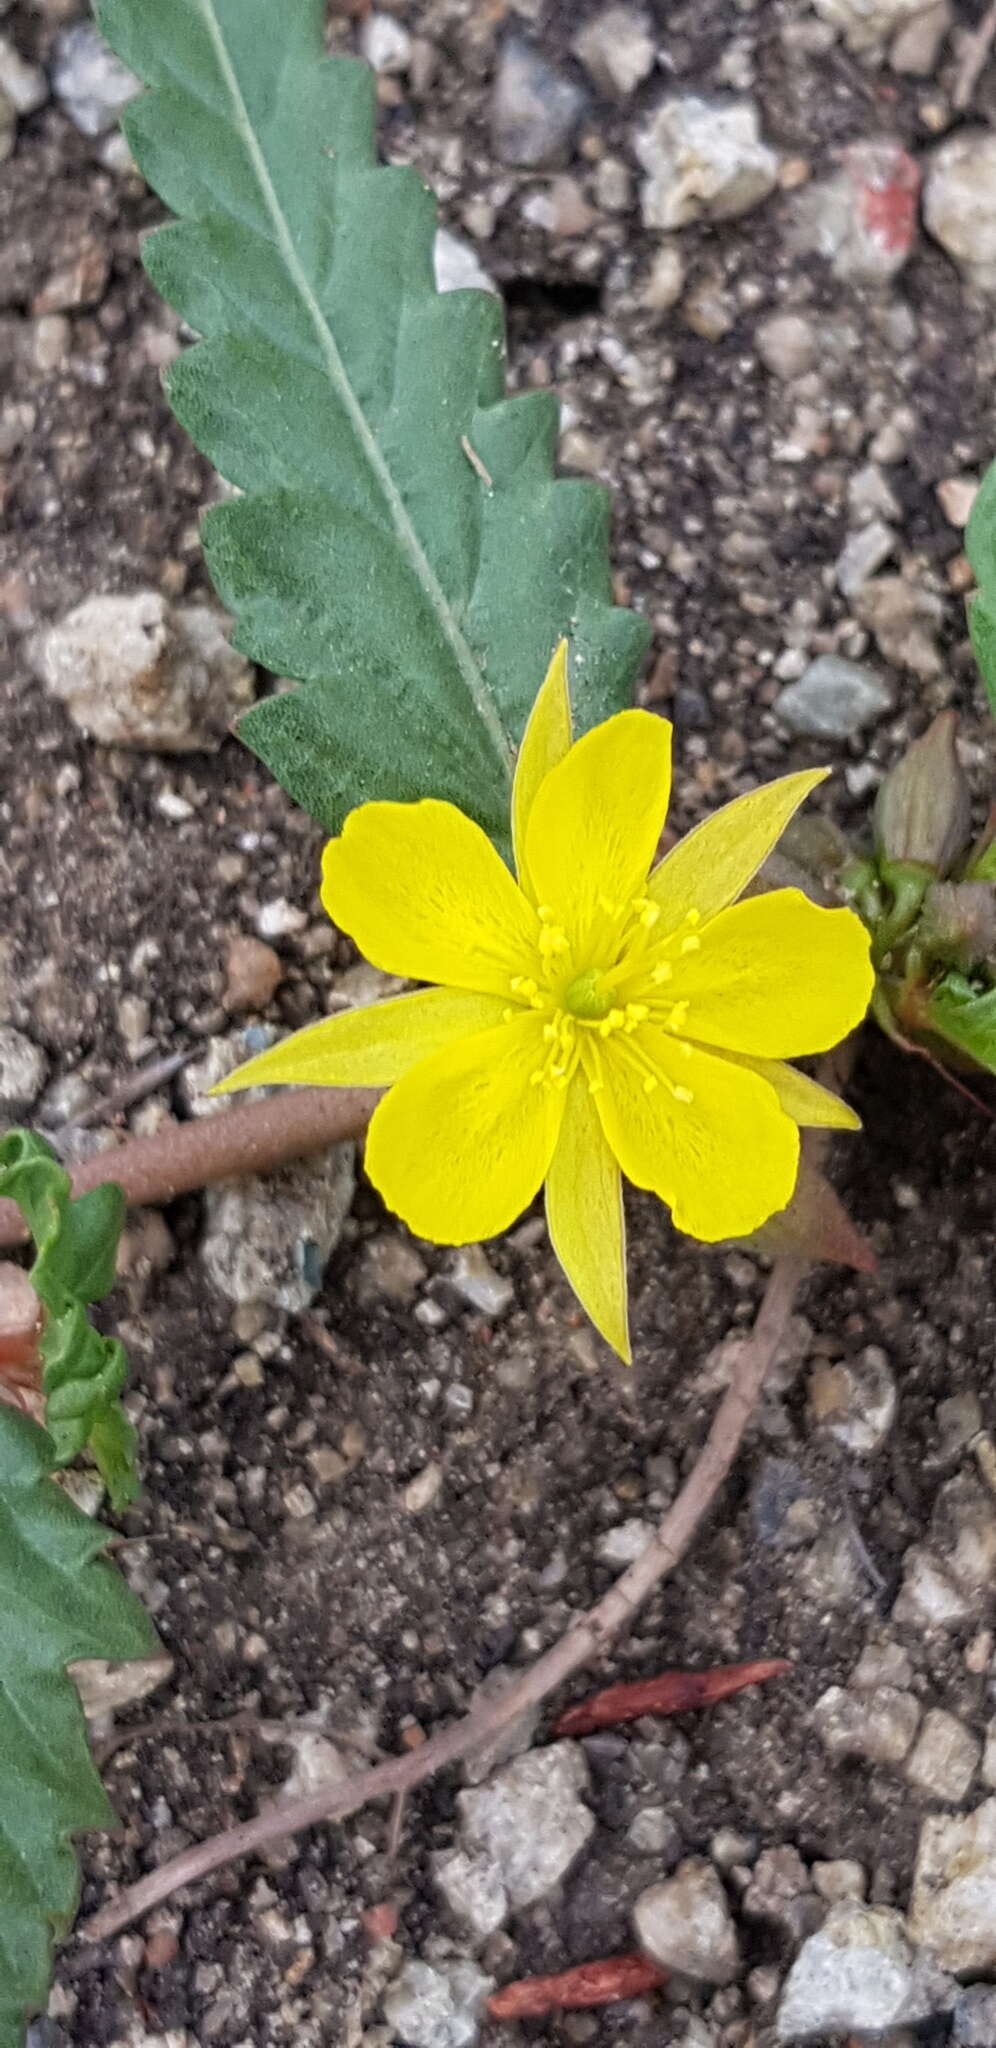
[218,646,873,1361]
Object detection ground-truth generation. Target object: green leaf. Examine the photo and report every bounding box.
[0,1135,137,1511]
[925,971,996,1076]
[966,454,996,597]
[968,594,996,720]
[0,1406,156,2048]
[94,0,649,844]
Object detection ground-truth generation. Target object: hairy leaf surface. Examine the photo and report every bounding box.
[0,1408,155,2048]
[96,0,649,842]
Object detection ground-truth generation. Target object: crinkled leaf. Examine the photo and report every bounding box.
[94,0,649,846]
[0,1406,156,2048]
[0,1136,136,1511]
[925,971,996,1076]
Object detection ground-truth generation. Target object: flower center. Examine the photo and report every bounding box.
[563,969,613,1021]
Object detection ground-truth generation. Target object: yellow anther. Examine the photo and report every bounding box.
[643,1074,658,1093]
[680,935,701,955]
[625,1003,649,1029]
[669,1000,689,1031]
[502,1007,516,1024]
[684,909,701,927]
[529,1070,544,1087]
[633,896,660,929]
[650,962,673,985]
[673,1085,694,1105]
[510,975,538,1000]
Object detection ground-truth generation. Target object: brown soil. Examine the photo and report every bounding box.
[2,2,996,2045]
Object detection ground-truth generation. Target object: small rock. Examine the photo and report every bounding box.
[909,1798,996,1973]
[403,1460,442,1514]
[982,1718,996,1788]
[383,1959,492,2048]
[0,1026,48,1115]
[201,1148,356,1312]
[457,1743,594,1907]
[32,233,110,314]
[433,229,498,297]
[836,519,897,597]
[775,654,893,739]
[359,11,412,73]
[892,1547,973,1630]
[641,241,686,309]
[743,1846,820,1942]
[936,476,978,528]
[776,1903,957,2041]
[756,312,815,379]
[854,576,945,681]
[222,936,283,1014]
[814,1682,920,1766]
[953,1985,996,2045]
[353,1233,427,1309]
[449,1245,513,1318]
[0,34,47,114]
[461,1665,543,1786]
[51,21,139,135]
[572,5,655,100]
[924,130,996,288]
[812,0,933,54]
[432,1847,508,1942]
[256,898,306,940]
[32,592,256,753]
[70,1652,174,1724]
[597,1518,654,1566]
[626,1805,682,1857]
[633,1858,740,1985]
[811,1859,867,1903]
[637,94,778,229]
[905,1709,980,1804]
[808,1346,898,1455]
[490,37,587,169]
[793,140,919,280]
[890,0,952,74]
[683,279,735,341]
[851,1639,914,1689]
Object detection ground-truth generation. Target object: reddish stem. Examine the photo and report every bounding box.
[554,1656,791,1738]
[487,1954,667,2020]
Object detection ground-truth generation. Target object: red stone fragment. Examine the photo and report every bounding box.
[553,1657,791,1738]
[487,1953,666,2020]
[362,1902,399,1943]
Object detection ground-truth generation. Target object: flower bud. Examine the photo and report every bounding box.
[874,710,972,875]
[918,880,996,974]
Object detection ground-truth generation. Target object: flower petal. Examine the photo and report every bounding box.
[722,1054,861,1131]
[591,1028,799,1242]
[668,890,874,1057]
[512,641,573,900]
[213,988,509,1093]
[525,711,672,957]
[322,800,539,997]
[648,769,828,930]
[364,1012,565,1243]
[546,1075,629,1363]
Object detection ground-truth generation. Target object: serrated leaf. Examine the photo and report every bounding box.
[0,1135,136,1511]
[0,1406,156,2048]
[925,971,996,1076]
[94,0,649,843]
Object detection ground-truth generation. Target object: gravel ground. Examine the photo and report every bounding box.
[4,1,996,2044]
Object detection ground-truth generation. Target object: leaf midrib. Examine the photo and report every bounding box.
[194,0,514,782]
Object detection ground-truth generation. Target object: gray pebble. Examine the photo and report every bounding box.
[51,21,139,136]
[775,654,893,739]
[490,37,586,168]
[383,1959,493,2048]
[0,1026,48,1116]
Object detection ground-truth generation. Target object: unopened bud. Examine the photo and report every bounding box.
[874,710,972,875]
[919,880,996,974]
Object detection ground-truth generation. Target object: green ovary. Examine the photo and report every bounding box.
[563,970,613,1021]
